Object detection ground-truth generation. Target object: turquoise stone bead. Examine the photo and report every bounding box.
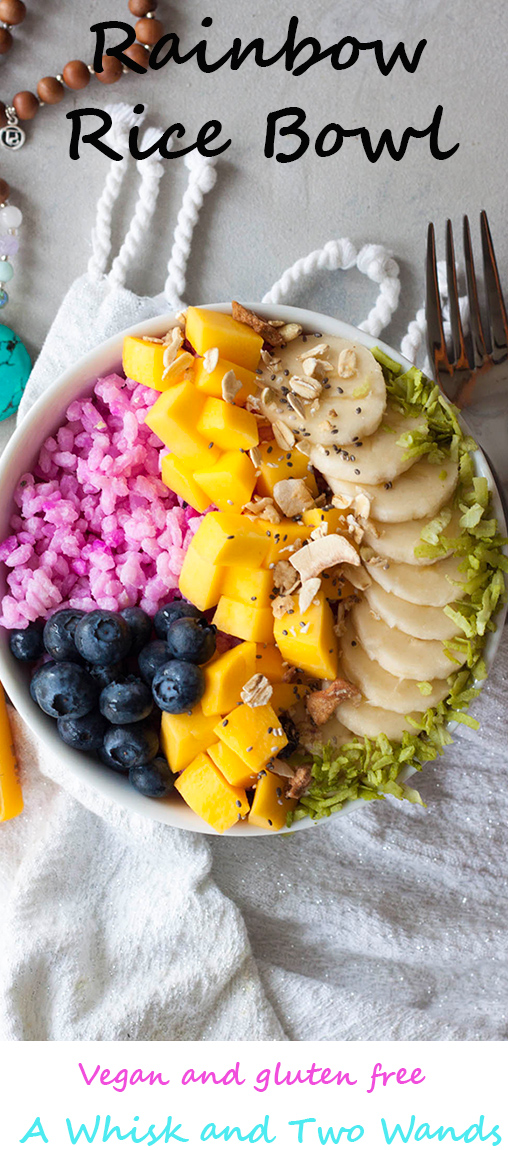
[0,261,13,283]
[0,324,31,420]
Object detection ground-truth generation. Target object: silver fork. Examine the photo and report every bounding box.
[426,211,508,492]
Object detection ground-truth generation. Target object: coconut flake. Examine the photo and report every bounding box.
[203,347,219,373]
[289,534,360,580]
[298,577,321,613]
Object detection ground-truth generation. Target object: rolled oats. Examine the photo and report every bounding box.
[338,347,357,378]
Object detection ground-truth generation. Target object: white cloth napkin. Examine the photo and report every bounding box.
[1,270,508,1043]
[0,273,285,1042]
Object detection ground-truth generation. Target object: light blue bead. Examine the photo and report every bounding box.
[0,289,8,309]
[0,324,31,420]
[0,260,14,283]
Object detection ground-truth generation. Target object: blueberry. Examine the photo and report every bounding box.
[43,608,85,662]
[57,710,109,751]
[31,661,99,719]
[152,660,204,713]
[167,616,216,664]
[30,660,55,702]
[100,675,153,725]
[138,640,172,685]
[120,607,152,655]
[9,622,45,662]
[75,609,131,666]
[87,661,125,689]
[154,599,202,639]
[129,756,176,798]
[100,723,159,773]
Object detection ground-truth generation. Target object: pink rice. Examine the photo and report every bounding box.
[0,373,206,628]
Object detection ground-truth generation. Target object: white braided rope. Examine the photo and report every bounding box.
[107,127,166,289]
[401,259,470,369]
[87,104,145,281]
[263,239,400,336]
[356,244,401,336]
[164,153,218,309]
[262,239,358,304]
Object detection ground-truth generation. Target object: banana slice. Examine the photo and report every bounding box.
[340,619,451,713]
[352,599,463,679]
[363,504,463,566]
[310,404,427,485]
[336,697,424,740]
[259,337,386,446]
[364,582,462,641]
[325,457,459,523]
[365,552,468,607]
[306,717,359,753]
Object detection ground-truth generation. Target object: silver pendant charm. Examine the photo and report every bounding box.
[0,108,26,151]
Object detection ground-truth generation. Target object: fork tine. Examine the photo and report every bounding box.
[445,219,469,370]
[480,209,508,362]
[463,214,489,368]
[426,222,450,378]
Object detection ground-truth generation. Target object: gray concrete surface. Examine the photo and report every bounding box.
[1,0,506,374]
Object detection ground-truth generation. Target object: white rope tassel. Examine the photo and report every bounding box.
[87,103,146,281]
[262,239,358,304]
[401,307,427,364]
[107,127,166,289]
[164,153,218,309]
[356,244,401,337]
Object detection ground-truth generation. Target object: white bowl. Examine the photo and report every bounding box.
[0,304,505,836]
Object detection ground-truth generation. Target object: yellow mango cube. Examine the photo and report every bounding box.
[160,705,220,773]
[145,380,216,468]
[0,692,22,823]
[123,336,167,390]
[213,702,287,771]
[254,643,287,682]
[186,307,263,371]
[249,768,297,831]
[190,512,271,567]
[213,596,274,644]
[161,454,211,514]
[259,519,313,568]
[178,542,225,611]
[197,397,259,452]
[194,451,257,514]
[273,592,339,681]
[175,752,249,834]
[270,682,309,713]
[208,741,257,789]
[320,568,355,602]
[222,566,274,609]
[201,641,256,716]
[256,443,318,499]
[194,356,255,405]
[302,507,349,532]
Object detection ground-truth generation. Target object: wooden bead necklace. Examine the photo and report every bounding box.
[0,3,166,409]
[0,0,163,150]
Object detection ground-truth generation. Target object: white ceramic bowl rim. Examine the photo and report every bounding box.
[0,303,505,837]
